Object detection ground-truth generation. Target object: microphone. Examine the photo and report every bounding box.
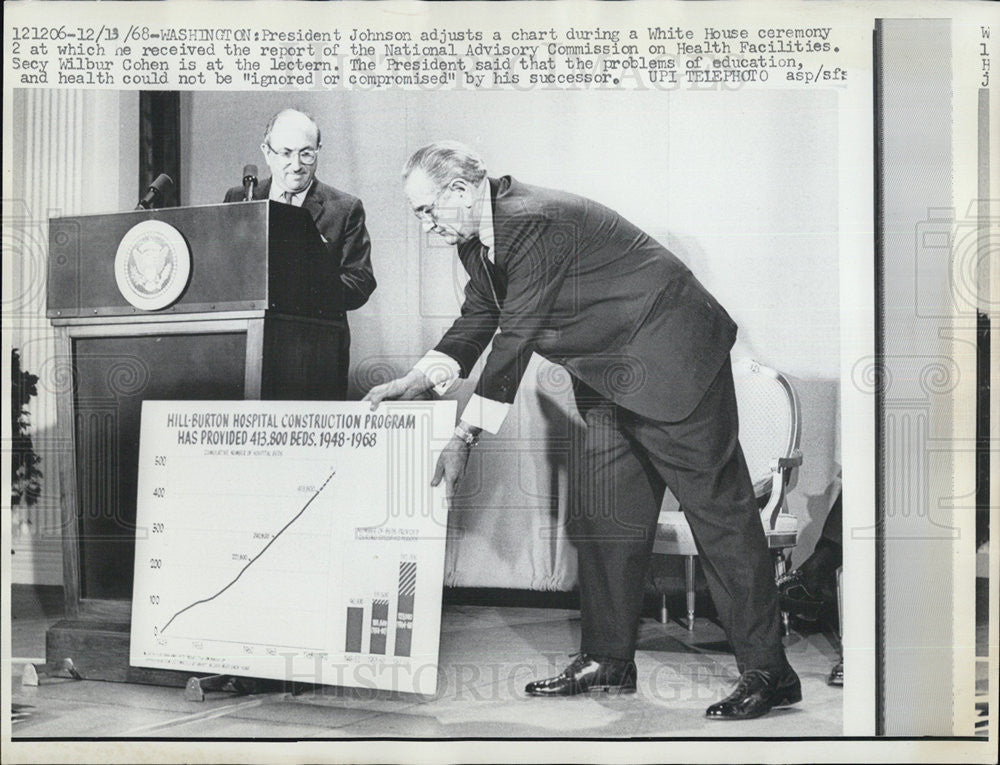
[242,164,258,202]
[135,173,174,210]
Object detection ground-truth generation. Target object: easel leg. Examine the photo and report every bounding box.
[22,658,83,687]
[184,675,263,702]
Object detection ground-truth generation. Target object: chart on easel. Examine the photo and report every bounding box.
[129,400,455,695]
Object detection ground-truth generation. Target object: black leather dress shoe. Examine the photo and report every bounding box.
[525,653,637,697]
[778,570,834,621]
[827,660,844,687]
[705,667,802,720]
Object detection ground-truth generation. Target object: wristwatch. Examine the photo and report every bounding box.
[453,424,480,447]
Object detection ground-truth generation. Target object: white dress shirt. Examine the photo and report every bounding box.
[411,180,511,434]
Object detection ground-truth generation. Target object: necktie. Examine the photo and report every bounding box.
[281,191,294,205]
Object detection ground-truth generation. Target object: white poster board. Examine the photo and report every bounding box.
[129,400,456,695]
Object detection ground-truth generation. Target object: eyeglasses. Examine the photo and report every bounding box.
[412,182,454,223]
[265,143,319,165]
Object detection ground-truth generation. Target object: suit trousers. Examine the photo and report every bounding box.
[569,358,789,673]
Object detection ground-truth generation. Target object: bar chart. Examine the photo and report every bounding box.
[395,561,416,657]
[343,559,418,658]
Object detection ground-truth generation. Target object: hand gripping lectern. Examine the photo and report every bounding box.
[44,201,347,684]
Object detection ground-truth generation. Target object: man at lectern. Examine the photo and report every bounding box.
[364,141,800,720]
[224,108,376,397]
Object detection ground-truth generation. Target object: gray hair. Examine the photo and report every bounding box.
[263,108,322,148]
[403,141,487,188]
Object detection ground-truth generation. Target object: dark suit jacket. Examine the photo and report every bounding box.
[223,177,376,311]
[435,176,737,423]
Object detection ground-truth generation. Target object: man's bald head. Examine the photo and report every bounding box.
[263,108,322,148]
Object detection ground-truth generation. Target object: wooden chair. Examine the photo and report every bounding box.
[652,358,803,632]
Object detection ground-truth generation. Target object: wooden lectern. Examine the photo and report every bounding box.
[45,201,347,684]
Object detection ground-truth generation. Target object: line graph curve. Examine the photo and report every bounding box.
[158,469,336,635]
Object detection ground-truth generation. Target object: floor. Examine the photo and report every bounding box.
[10,602,842,739]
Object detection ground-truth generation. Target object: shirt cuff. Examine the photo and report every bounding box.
[412,350,461,396]
[460,394,511,434]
